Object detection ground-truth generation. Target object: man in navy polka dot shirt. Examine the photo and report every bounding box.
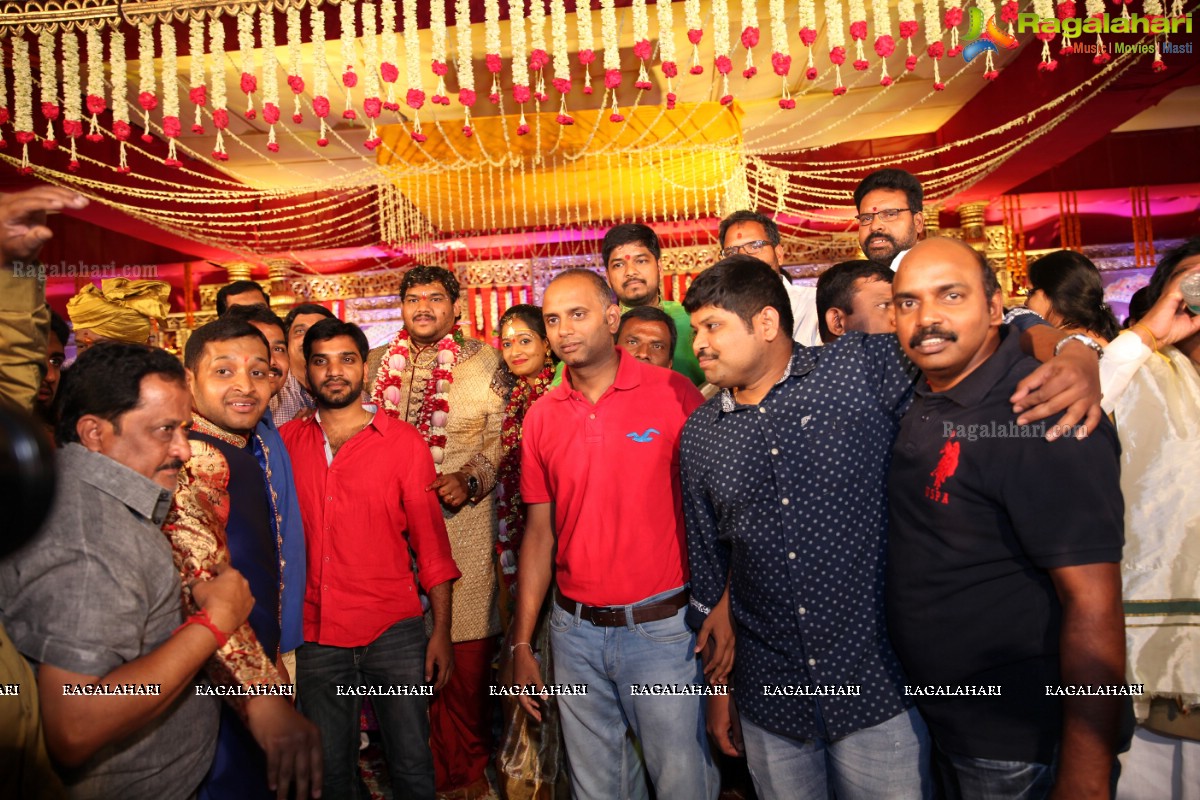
[679,255,1106,799]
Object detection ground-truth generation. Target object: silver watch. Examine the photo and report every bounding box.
[1054,333,1104,360]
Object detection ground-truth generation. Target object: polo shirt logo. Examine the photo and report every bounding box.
[626,428,661,443]
[925,435,959,505]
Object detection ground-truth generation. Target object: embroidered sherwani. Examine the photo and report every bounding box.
[368,336,509,643]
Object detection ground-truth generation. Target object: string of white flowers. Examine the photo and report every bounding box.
[769,0,792,105]
[311,3,330,146]
[37,30,60,150]
[924,0,945,87]
[873,0,895,85]
[403,0,427,141]
[257,6,279,151]
[600,0,622,120]
[457,0,476,129]
[577,0,596,94]
[236,10,257,120]
[713,0,732,103]
[826,0,848,94]
[485,0,503,102]
[341,0,358,120]
[739,0,759,79]
[188,17,206,134]
[551,0,571,95]
[431,0,449,103]
[685,0,703,74]
[657,0,678,106]
[0,32,7,150]
[61,29,83,162]
[1144,0,1165,70]
[944,0,964,57]
[362,2,383,149]
[136,21,158,145]
[161,20,182,165]
[209,14,229,160]
[85,26,105,141]
[897,0,918,70]
[632,0,653,89]
[1083,0,1109,63]
[511,0,530,132]
[529,0,548,101]
[847,0,868,71]
[798,0,818,79]
[286,7,304,123]
[975,0,998,76]
[1031,0,1055,68]
[12,36,33,172]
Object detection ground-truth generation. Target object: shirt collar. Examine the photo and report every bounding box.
[717,342,818,414]
[59,443,174,525]
[555,347,641,401]
[190,413,249,448]
[257,406,277,431]
[915,325,1021,407]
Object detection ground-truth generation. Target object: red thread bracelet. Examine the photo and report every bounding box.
[174,608,230,648]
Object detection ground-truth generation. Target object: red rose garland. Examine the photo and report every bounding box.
[371,329,464,465]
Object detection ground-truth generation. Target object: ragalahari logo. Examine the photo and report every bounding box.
[962,7,1020,62]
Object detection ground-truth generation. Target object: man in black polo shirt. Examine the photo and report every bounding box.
[887,237,1126,799]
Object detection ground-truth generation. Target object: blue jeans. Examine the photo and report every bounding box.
[933,746,1055,800]
[549,586,720,800]
[741,706,932,800]
[297,617,432,800]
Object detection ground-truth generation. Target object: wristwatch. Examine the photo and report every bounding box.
[1054,333,1104,360]
[465,474,480,501]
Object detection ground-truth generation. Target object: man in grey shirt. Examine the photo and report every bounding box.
[0,343,254,799]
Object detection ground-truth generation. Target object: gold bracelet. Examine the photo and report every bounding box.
[1131,323,1159,352]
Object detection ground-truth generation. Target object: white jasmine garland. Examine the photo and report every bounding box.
[457,0,475,93]
[657,0,677,64]
[287,6,304,120]
[551,0,570,88]
[62,30,81,128]
[161,21,179,120]
[601,0,619,72]
[237,10,255,116]
[512,0,530,90]
[311,3,327,100]
[431,0,448,69]
[12,35,33,169]
[111,28,128,126]
[210,16,226,112]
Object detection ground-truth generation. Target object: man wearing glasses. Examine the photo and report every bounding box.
[717,211,823,346]
[854,169,926,270]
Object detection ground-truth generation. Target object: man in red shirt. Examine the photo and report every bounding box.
[511,269,719,800]
[281,318,460,800]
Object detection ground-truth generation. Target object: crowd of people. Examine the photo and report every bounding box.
[0,168,1197,800]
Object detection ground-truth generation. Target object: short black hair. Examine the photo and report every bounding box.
[853,168,923,214]
[618,305,678,355]
[1028,250,1120,341]
[303,317,369,362]
[816,260,894,343]
[401,265,461,305]
[1145,236,1200,308]
[48,309,70,348]
[549,268,617,308]
[682,255,794,334]
[282,303,335,337]
[55,343,186,446]
[718,210,781,248]
[215,280,269,315]
[223,303,286,340]
[602,223,661,268]
[1124,286,1152,328]
[183,318,269,372]
[499,303,547,341]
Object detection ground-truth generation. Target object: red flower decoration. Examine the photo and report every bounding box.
[559,113,576,124]
[292,113,303,124]
[41,138,58,150]
[880,75,894,86]
[313,96,330,118]
[432,60,449,76]
[316,137,329,147]
[850,21,868,41]
[605,69,622,88]
[1037,59,1059,72]
[365,97,382,118]
[68,159,80,173]
[933,81,946,90]
[719,94,733,105]
[459,89,477,106]
[463,125,473,137]
[690,64,704,75]
[163,116,182,137]
[287,75,305,94]
[138,92,157,112]
[86,95,106,115]
[633,40,653,60]
[343,70,358,88]
[263,103,281,124]
[211,150,229,161]
[213,108,230,129]
[517,123,530,135]
[1001,1,1020,22]
[486,54,503,73]
[343,108,357,120]
[140,133,153,143]
[384,101,400,111]
[830,46,847,66]
[188,86,207,106]
[715,55,733,74]
[407,88,426,109]
[875,35,896,58]
[741,27,760,49]
[240,73,257,94]
[983,70,1000,80]
[608,112,624,122]
[635,79,653,89]
[899,21,919,39]
[113,120,132,140]
[529,50,549,70]
[666,92,677,109]
[945,8,963,26]
[411,131,427,143]
[778,97,796,109]
[663,60,679,78]
[583,85,594,94]
[364,138,381,150]
[688,29,703,45]
[833,85,848,96]
[800,27,818,46]
[513,85,531,103]
[742,67,757,79]
[928,42,945,59]
[578,49,596,65]
[905,55,918,71]
[1152,59,1166,72]
[489,92,500,104]
[382,62,400,82]
[63,119,83,138]
[114,165,131,174]
[853,58,870,71]
[553,77,571,94]
[806,66,818,80]
[1056,1,1077,19]
[1093,52,1111,64]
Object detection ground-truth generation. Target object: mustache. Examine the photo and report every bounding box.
[867,233,897,247]
[158,459,185,473]
[622,277,645,286]
[908,326,958,348]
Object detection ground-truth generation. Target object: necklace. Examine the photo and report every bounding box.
[371,328,463,465]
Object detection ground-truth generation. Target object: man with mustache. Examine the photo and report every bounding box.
[0,343,254,799]
[223,304,308,690]
[166,317,322,800]
[283,318,459,799]
[33,310,70,439]
[887,237,1125,798]
[365,266,508,799]
[680,255,1106,798]
[855,169,925,270]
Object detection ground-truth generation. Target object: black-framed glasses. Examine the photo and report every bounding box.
[720,239,772,258]
[855,208,916,226]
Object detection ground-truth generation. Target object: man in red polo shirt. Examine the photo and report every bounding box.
[281,318,460,800]
[511,269,718,800]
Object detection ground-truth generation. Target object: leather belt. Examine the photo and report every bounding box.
[556,590,688,627]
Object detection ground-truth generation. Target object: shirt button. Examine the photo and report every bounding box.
[322,585,328,591]
[921,415,929,422]
[771,448,780,456]
[589,413,595,419]
[781,497,790,506]
[759,407,767,414]
[788,552,796,560]
[808,657,816,666]
[798,606,807,615]
[324,556,330,562]
[326,496,332,501]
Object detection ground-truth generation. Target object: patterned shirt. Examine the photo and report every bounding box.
[680,334,919,741]
[269,372,316,425]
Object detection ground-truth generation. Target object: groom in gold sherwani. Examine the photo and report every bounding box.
[367,265,508,799]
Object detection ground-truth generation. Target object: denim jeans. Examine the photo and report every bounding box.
[297,617,432,800]
[549,586,720,800]
[741,706,932,800]
[933,745,1055,800]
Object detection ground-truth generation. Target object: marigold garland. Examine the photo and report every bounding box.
[371,330,464,464]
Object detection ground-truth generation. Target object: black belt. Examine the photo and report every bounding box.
[555,590,688,627]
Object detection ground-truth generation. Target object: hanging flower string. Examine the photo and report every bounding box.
[403,0,427,141]
[1081,0,1108,63]
[713,0,733,104]
[1032,0,1058,70]
[429,0,450,105]
[1057,0,1078,53]
[61,30,83,169]
[873,0,895,84]
[827,0,849,95]
[768,0,792,106]
[371,330,463,464]
[84,26,105,143]
[485,0,503,103]
[13,36,34,172]
[740,0,760,79]
[160,20,183,166]
[209,15,229,159]
[1002,0,1020,36]
[188,17,207,134]
[898,0,919,71]
[381,0,400,111]
[685,0,704,74]
[848,0,869,71]
[552,0,574,124]
[0,26,9,149]
[799,0,818,80]
[578,0,596,94]
[237,10,256,119]
[457,0,477,135]
[658,0,679,108]
[511,0,531,134]
[310,3,330,146]
[286,7,305,123]
[924,0,946,89]
[109,27,132,171]
[529,0,550,102]
[38,30,59,150]
[340,1,358,120]
[361,2,383,150]
[1143,0,1164,69]
[632,0,654,89]
[977,0,1000,79]
[600,0,623,120]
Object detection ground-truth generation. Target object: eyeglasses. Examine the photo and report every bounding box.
[855,208,916,226]
[719,239,772,258]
